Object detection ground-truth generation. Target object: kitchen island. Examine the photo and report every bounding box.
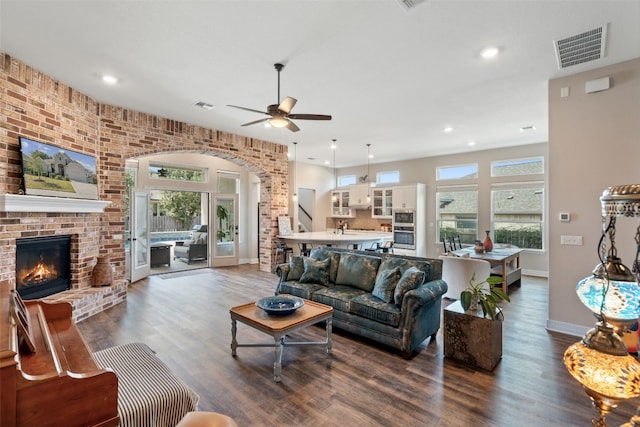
[277,231,392,253]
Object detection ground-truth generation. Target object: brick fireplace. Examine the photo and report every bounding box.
[0,194,127,322]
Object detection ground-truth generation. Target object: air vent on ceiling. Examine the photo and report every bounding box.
[397,0,427,11]
[554,24,607,69]
[193,101,215,110]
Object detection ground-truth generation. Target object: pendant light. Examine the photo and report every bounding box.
[292,142,298,202]
[366,144,372,203]
[331,139,337,202]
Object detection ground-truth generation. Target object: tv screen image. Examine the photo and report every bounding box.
[18,136,98,200]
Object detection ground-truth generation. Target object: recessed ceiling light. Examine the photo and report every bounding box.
[468,141,476,146]
[324,160,330,165]
[102,75,118,85]
[480,46,499,59]
[443,126,453,133]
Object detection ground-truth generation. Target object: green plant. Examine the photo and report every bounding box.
[460,273,510,320]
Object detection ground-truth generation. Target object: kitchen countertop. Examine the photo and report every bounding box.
[277,231,392,248]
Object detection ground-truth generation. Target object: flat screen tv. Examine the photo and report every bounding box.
[18,136,98,200]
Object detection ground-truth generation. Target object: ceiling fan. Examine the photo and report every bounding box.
[227,63,331,132]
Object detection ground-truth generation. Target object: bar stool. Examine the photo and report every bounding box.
[273,239,294,272]
[298,242,312,257]
[365,242,381,252]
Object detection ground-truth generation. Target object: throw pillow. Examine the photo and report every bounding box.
[300,257,331,286]
[335,253,382,292]
[393,267,425,306]
[371,267,401,303]
[287,255,305,281]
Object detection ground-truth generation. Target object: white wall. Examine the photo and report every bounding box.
[548,57,640,336]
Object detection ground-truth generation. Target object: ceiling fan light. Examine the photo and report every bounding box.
[269,116,289,128]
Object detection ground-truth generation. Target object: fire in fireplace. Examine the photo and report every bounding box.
[16,235,71,300]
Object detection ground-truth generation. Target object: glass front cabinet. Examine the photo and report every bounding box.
[331,190,353,217]
[372,188,393,218]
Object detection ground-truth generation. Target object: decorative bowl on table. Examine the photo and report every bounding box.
[256,295,305,315]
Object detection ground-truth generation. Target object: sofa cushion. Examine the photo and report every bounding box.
[312,285,368,312]
[287,255,305,281]
[335,253,382,292]
[378,257,432,283]
[371,267,401,303]
[310,247,341,284]
[348,294,401,327]
[278,281,325,300]
[300,257,331,286]
[393,266,425,306]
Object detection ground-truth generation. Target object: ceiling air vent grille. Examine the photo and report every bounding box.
[396,0,427,11]
[554,24,607,69]
[193,101,215,110]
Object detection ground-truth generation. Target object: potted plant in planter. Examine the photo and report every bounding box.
[460,273,510,320]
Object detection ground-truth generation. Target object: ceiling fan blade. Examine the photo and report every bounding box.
[287,114,332,121]
[278,97,297,114]
[227,104,269,115]
[286,120,300,132]
[241,118,270,127]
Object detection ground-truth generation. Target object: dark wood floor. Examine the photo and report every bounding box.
[78,266,639,426]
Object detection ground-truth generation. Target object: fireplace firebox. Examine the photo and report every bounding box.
[16,235,71,300]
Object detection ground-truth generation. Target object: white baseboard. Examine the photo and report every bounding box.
[546,319,590,338]
[239,257,259,264]
[523,269,548,278]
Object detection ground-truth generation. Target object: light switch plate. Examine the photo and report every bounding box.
[561,235,582,246]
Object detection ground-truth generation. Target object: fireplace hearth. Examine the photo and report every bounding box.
[16,235,71,300]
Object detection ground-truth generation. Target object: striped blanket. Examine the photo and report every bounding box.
[93,342,199,427]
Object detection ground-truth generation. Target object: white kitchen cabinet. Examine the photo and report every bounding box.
[331,190,353,217]
[392,185,417,210]
[372,188,393,218]
[349,183,371,208]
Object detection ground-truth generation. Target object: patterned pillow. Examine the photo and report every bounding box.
[372,267,401,303]
[287,255,305,281]
[335,253,381,292]
[300,257,331,286]
[393,266,425,306]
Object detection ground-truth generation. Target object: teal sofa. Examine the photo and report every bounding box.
[275,247,447,357]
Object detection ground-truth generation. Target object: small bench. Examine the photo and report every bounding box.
[93,342,200,427]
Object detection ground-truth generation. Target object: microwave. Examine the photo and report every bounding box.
[393,210,415,225]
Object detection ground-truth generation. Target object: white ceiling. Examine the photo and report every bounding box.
[1,1,639,168]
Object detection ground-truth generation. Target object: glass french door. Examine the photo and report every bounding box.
[211,194,238,267]
[130,190,151,282]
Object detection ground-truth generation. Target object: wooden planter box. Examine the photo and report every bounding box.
[443,300,503,371]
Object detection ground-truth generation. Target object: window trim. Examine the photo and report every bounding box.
[435,184,479,246]
[490,156,544,178]
[436,163,478,181]
[490,181,544,251]
[376,170,400,185]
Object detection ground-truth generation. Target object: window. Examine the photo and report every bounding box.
[436,185,478,245]
[437,164,478,180]
[491,157,544,177]
[338,174,356,187]
[149,163,206,182]
[491,182,544,250]
[376,170,400,185]
[217,171,240,193]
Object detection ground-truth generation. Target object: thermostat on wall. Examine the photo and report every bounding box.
[559,212,571,222]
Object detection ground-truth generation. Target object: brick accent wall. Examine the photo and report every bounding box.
[0,53,289,320]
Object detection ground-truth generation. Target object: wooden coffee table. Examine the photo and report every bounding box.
[229,297,333,382]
